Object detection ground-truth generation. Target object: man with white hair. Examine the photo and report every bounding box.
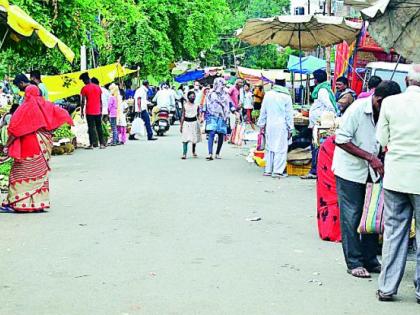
[377,65,420,303]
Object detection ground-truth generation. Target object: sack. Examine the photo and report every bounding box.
[257,129,265,151]
[131,117,145,136]
[358,182,385,234]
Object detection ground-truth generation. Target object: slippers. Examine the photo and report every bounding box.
[206,156,214,161]
[181,156,187,160]
[377,290,394,302]
[347,267,371,279]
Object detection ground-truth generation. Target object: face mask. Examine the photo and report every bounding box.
[188,95,195,102]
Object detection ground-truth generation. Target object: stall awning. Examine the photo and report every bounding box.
[174,70,205,83]
[0,0,75,62]
[287,55,335,74]
[43,63,136,102]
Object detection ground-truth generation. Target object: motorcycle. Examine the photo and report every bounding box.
[153,107,170,136]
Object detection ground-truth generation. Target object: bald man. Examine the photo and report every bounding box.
[377,65,420,303]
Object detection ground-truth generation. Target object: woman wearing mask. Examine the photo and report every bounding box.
[180,91,201,159]
[204,78,231,161]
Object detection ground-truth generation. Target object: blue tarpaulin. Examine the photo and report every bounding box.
[287,55,335,75]
[174,70,205,83]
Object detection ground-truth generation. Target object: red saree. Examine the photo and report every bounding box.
[3,85,73,212]
[316,136,341,242]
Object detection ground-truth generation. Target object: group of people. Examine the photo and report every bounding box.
[305,66,420,303]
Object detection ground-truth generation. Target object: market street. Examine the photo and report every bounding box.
[0,128,418,315]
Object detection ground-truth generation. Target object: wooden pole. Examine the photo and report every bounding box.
[325,0,332,82]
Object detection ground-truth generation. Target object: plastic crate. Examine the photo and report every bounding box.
[287,162,311,176]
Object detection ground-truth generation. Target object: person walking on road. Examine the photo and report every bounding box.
[3,83,72,212]
[332,81,401,279]
[180,91,201,159]
[204,78,230,161]
[257,79,293,178]
[376,67,420,303]
[132,80,156,141]
[108,84,120,146]
[79,73,106,149]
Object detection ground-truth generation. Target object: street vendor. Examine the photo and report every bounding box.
[335,76,357,114]
[302,69,338,180]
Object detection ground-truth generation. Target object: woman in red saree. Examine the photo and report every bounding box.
[3,84,73,212]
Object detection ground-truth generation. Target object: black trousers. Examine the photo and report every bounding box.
[336,176,380,270]
[86,114,105,147]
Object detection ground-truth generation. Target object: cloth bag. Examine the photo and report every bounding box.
[130,117,145,137]
[358,181,385,234]
[257,128,265,151]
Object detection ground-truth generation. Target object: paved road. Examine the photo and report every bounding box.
[0,128,418,315]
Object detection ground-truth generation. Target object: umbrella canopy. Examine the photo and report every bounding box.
[344,0,378,8]
[287,55,335,74]
[237,15,361,50]
[0,0,75,62]
[361,0,420,62]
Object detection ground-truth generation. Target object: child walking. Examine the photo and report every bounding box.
[117,100,128,144]
[108,84,119,146]
[180,91,201,159]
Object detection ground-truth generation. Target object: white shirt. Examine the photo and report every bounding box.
[309,87,336,128]
[134,86,149,112]
[332,96,380,184]
[101,87,110,115]
[377,85,420,194]
[240,89,254,109]
[153,88,175,109]
[257,89,294,153]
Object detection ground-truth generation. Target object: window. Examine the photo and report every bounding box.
[295,7,305,15]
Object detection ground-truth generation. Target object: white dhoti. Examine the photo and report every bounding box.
[265,150,287,174]
[257,89,294,176]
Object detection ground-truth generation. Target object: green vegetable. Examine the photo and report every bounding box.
[53,124,75,140]
[0,159,13,176]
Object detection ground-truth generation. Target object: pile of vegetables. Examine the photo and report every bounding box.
[53,124,75,141]
[0,158,12,190]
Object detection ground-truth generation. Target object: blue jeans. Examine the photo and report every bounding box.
[310,144,319,175]
[140,110,153,140]
[110,117,118,144]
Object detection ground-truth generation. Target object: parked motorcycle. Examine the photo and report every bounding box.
[153,107,170,136]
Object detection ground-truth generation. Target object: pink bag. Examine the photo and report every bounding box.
[257,128,265,151]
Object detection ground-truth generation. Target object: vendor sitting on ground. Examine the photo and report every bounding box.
[335,76,357,114]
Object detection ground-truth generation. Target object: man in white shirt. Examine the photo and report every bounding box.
[132,80,157,141]
[376,66,420,303]
[257,79,294,178]
[333,81,401,279]
[152,84,175,122]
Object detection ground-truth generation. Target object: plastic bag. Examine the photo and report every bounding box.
[257,129,265,151]
[130,117,145,137]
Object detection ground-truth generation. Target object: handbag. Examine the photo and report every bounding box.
[358,181,385,234]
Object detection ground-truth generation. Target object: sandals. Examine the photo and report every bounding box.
[301,173,317,180]
[206,156,214,161]
[193,153,198,158]
[377,290,394,302]
[263,172,272,177]
[181,156,187,160]
[347,267,371,278]
[215,155,222,160]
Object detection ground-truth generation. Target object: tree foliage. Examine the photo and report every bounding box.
[0,0,292,78]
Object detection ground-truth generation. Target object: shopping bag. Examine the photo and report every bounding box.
[358,181,385,234]
[257,128,265,151]
[131,117,145,136]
